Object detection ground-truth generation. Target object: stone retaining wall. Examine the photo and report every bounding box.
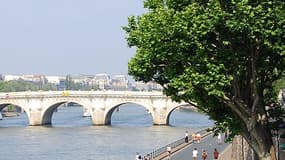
[231,135,253,160]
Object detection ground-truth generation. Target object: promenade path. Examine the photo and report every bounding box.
[167,134,230,160]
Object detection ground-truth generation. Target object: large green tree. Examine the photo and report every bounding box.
[124,0,285,159]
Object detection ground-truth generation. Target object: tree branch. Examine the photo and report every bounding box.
[218,95,249,123]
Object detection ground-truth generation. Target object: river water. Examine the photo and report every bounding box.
[0,104,214,160]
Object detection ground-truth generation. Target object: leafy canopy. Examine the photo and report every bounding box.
[124,0,285,137]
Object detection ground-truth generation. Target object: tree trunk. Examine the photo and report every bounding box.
[244,40,276,160]
[243,122,276,160]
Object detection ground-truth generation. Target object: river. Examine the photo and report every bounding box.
[0,104,214,160]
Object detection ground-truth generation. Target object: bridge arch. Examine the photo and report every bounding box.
[166,103,196,125]
[104,101,154,125]
[0,102,29,113]
[0,103,18,112]
[41,99,89,125]
[0,102,30,125]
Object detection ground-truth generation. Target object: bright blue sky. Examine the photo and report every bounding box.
[0,0,145,76]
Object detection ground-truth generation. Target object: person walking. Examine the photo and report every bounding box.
[185,130,189,143]
[192,133,196,143]
[192,148,198,160]
[224,130,228,142]
[201,150,208,160]
[196,133,201,143]
[217,133,222,144]
[166,146,172,160]
[213,148,219,160]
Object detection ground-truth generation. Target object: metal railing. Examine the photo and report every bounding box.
[142,129,212,160]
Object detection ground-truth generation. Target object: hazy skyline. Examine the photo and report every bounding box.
[0,1,145,76]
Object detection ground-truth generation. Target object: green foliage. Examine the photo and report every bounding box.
[124,0,285,158]
[41,83,57,91]
[0,80,58,92]
[0,77,99,92]
[273,78,285,95]
[0,80,39,92]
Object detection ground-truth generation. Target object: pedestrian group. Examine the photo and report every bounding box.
[192,148,219,160]
[136,131,224,160]
[189,131,223,160]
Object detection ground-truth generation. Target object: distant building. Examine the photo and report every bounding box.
[147,81,163,91]
[3,75,21,81]
[20,75,47,85]
[133,81,149,91]
[1,73,163,91]
[71,75,93,85]
[132,81,163,91]
[91,73,111,90]
[46,76,65,84]
[111,75,130,91]
[58,79,66,91]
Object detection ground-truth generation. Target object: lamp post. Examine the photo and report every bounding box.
[277,129,280,160]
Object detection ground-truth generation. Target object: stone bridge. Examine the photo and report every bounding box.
[0,91,193,126]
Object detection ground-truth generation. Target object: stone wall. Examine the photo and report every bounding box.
[231,135,254,160]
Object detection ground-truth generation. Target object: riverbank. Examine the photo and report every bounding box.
[1,112,19,117]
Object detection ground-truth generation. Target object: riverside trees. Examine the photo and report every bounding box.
[124,0,285,159]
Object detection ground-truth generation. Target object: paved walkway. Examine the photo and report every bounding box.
[168,134,230,160]
[143,131,231,160]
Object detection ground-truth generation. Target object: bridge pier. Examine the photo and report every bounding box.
[152,108,168,125]
[29,111,43,126]
[91,109,107,125]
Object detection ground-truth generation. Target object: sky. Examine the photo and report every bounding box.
[0,0,145,76]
